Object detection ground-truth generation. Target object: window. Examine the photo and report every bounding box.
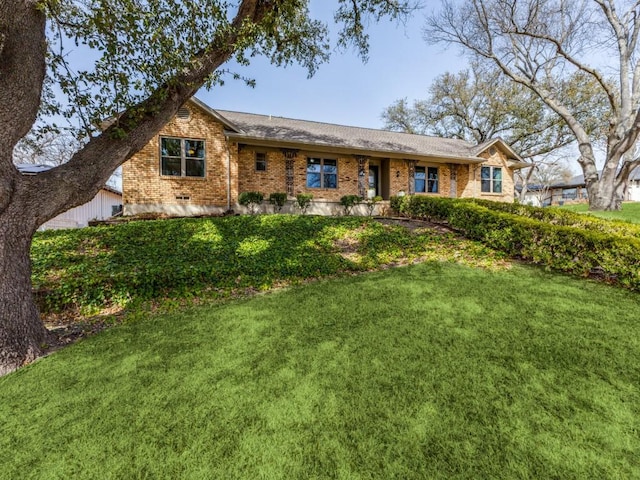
[415,166,439,193]
[307,158,337,189]
[481,166,502,193]
[255,152,267,171]
[160,137,205,177]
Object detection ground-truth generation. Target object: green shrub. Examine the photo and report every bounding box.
[340,195,361,215]
[295,193,313,214]
[38,214,498,315]
[390,195,407,215]
[363,195,383,216]
[238,191,264,215]
[467,198,640,238]
[268,192,288,213]
[397,196,640,290]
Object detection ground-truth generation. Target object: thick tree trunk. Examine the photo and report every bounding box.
[0,215,49,376]
[588,180,624,210]
[0,0,276,375]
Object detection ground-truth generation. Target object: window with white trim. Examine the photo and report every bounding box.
[481,166,502,193]
[160,137,205,177]
[415,166,439,193]
[306,158,337,189]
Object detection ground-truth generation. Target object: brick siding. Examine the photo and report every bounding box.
[123,102,234,211]
[123,105,517,215]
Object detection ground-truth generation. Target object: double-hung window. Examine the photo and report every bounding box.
[415,166,439,193]
[307,158,337,189]
[481,166,502,193]
[160,137,205,177]
[255,152,267,171]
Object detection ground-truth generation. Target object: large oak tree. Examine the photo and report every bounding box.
[382,64,588,158]
[381,63,605,201]
[426,0,640,211]
[0,0,414,375]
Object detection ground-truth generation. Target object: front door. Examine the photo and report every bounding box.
[368,166,379,198]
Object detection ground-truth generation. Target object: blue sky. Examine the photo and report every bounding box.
[197,2,466,129]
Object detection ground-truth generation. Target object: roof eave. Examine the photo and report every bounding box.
[189,98,244,134]
[508,160,533,170]
[475,138,524,163]
[225,134,486,165]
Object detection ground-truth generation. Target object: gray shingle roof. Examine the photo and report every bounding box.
[215,109,499,162]
[549,168,640,188]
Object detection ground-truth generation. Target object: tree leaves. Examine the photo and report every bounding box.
[38,0,417,137]
[381,62,607,161]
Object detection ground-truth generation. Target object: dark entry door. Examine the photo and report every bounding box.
[368,166,379,198]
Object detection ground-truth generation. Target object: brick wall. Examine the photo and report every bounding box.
[122,102,233,213]
[237,148,360,202]
[457,165,471,198]
[458,148,515,202]
[238,148,287,195]
[123,104,517,215]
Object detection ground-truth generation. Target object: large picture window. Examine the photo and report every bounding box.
[307,158,337,189]
[415,166,439,193]
[481,166,502,193]
[160,137,205,177]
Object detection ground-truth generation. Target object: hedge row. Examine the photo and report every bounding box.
[468,198,640,238]
[391,195,640,290]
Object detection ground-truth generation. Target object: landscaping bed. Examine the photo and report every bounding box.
[31,214,506,351]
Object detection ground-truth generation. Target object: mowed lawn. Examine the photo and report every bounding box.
[1,262,639,478]
[562,201,640,223]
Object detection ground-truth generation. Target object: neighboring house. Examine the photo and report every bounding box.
[17,164,123,230]
[523,168,640,207]
[122,97,529,216]
[519,176,589,207]
[628,168,640,201]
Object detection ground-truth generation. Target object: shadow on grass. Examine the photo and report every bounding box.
[30,215,371,316]
[3,262,640,478]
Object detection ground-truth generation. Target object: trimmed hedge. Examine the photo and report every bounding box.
[468,198,640,238]
[391,195,640,290]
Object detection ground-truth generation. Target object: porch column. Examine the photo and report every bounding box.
[282,149,298,196]
[356,156,368,198]
[407,160,417,195]
[449,163,458,198]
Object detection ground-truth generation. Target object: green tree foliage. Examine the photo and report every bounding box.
[0,0,416,374]
[268,192,288,212]
[239,191,265,214]
[393,195,640,289]
[340,194,361,215]
[295,193,313,214]
[382,63,606,161]
[425,0,639,210]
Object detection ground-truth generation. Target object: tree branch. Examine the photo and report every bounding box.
[20,0,269,226]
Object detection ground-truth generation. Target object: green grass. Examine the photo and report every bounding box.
[562,201,640,223]
[2,262,639,478]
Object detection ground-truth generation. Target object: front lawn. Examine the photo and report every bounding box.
[562,201,640,223]
[1,262,639,478]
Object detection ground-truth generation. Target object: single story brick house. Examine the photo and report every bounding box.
[122,97,528,215]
